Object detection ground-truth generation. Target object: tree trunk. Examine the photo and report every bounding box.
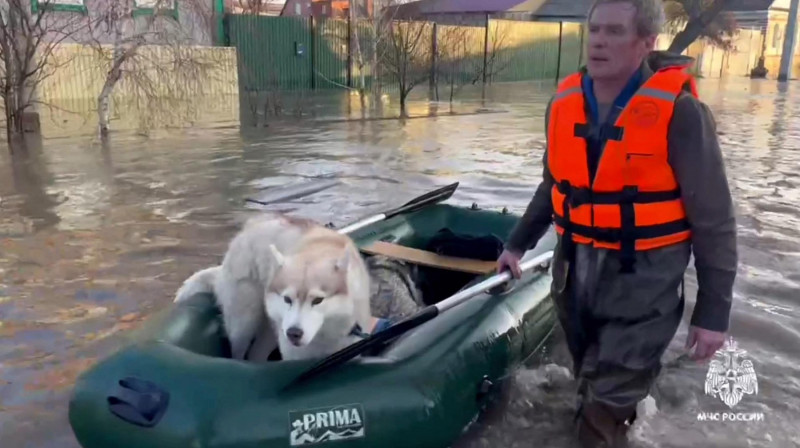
[98,61,124,136]
[98,42,134,136]
[97,8,139,137]
[449,65,455,105]
[4,2,25,149]
[97,82,115,136]
[667,0,733,54]
[5,95,18,147]
[399,90,408,117]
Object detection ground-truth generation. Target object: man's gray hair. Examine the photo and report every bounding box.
[588,0,666,37]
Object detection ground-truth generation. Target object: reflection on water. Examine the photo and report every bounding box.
[0,78,798,448]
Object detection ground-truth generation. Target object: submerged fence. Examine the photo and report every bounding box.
[224,15,587,95]
[23,15,770,136]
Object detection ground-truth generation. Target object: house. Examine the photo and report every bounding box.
[726,0,774,30]
[387,0,593,26]
[310,0,373,18]
[726,0,800,77]
[36,0,218,46]
[280,0,314,16]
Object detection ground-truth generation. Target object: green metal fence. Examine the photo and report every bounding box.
[225,15,585,94]
[227,15,313,91]
[314,18,350,89]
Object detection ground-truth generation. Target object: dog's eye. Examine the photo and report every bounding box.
[283,296,292,305]
[311,296,324,306]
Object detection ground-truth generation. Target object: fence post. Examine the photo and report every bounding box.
[578,23,585,70]
[311,15,317,90]
[482,14,489,85]
[347,15,353,88]
[430,22,438,94]
[555,21,563,83]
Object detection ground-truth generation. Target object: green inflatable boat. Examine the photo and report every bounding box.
[68,183,558,448]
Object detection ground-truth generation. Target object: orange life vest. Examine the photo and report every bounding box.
[547,66,696,272]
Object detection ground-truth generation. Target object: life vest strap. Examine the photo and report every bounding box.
[573,122,624,142]
[556,181,682,208]
[620,200,636,273]
[553,215,690,243]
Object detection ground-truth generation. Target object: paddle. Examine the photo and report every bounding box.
[244,178,342,206]
[336,182,459,234]
[284,250,555,389]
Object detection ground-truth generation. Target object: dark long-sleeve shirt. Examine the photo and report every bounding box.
[506,52,738,332]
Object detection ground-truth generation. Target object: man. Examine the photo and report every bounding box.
[496,1,738,447]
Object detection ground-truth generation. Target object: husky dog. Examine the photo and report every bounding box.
[265,226,373,361]
[173,212,323,361]
[175,212,424,362]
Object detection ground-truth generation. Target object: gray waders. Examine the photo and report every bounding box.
[550,235,690,447]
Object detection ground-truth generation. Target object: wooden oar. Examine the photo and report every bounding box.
[284,250,555,389]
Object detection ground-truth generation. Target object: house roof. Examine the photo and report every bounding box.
[724,0,774,12]
[388,0,593,18]
[507,0,593,18]
[390,0,527,15]
[389,0,777,22]
[227,0,287,15]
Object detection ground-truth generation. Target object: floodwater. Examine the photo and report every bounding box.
[0,78,798,448]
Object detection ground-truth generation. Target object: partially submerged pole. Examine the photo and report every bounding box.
[778,0,800,81]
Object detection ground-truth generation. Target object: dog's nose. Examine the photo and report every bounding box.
[286,327,304,344]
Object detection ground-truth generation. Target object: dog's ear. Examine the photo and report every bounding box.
[270,244,285,266]
[334,250,351,272]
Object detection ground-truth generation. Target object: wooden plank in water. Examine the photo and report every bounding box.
[360,241,497,275]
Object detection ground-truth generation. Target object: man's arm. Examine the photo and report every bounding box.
[668,93,738,333]
[505,157,554,253]
[505,99,556,254]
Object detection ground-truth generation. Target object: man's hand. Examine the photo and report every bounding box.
[497,249,523,278]
[685,325,726,363]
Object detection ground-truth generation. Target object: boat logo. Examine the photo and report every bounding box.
[289,403,365,446]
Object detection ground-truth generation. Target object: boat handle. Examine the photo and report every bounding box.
[107,377,170,428]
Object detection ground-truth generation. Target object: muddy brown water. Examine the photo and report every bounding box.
[0,79,798,448]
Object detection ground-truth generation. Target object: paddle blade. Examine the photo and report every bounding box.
[384,182,459,219]
[335,182,460,235]
[284,307,439,389]
[245,179,341,206]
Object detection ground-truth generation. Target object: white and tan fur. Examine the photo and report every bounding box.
[266,226,372,361]
[173,213,322,361]
[173,212,371,362]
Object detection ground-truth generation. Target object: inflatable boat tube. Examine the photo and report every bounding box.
[68,203,558,448]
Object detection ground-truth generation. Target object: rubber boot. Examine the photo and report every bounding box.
[574,401,634,448]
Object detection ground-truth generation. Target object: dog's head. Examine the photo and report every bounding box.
[265,240,360,348]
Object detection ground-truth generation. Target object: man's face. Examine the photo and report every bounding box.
[586,2,656,80]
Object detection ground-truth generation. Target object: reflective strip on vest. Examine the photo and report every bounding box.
[547,67,695,261]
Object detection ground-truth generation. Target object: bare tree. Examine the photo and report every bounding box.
[345,0,403,109]
[88,0,221,136]
[378,19,432,116]
[349,0,367,106]
[435,25,476,104]
[664,0,738,54]
[0,0,92,150]
[483,21,510,85]
[434,22,509,106]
